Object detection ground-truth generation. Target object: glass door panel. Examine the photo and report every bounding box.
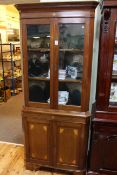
[109,23,117,105]
[27,24,50,103]
[58,23,84,106]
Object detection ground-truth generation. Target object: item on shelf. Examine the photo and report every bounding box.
[28,36,50,49]
[109,83,117,103]
[30,38,42,49]
[66,66,77,79]
[69,89,81,106]
[58,69,66,80]
[48,91,69,105]
[68,35,84,49]
[112,54,117,75]
[48,69,66,80]
[29,84,45,102]
[59,24,84,49]
[47,69,50,78]
[28,53,49,77]
[63,53,83,76]
[58,90,69,105]
[64,54,83,79]
[72,62,83,79]
[29,81,50,102]
[40,37,50,48]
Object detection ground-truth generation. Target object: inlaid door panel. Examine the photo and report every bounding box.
[55,121,83,169]
[25,117,52,165]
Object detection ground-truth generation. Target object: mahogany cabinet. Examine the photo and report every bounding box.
[88,1,117,175]
[16,2,98,175]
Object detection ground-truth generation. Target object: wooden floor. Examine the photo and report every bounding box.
[0,142,66,175]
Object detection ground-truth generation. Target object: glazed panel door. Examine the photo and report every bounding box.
[52,18,94,112]
[21,17,94,112]
[109,22,117,106]
[96,10,117,111]
[21,19,54,108]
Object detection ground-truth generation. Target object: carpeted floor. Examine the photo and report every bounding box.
[0,92,24,144]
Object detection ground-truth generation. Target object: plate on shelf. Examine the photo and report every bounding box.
[109,83,117,103]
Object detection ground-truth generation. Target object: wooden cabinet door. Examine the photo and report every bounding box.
[90,122,117,174]
[24,116,52,166]
[55,121,87,170]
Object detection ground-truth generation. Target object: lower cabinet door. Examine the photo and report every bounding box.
[89,121,117,174]
[55,121,87,170]
[24,116,52,166]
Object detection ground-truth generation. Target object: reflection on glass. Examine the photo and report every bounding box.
[27,25,50,103]
[112,24,117,76]
[58,24,84,106]
[29,80,50,103]
[110,23,117,105]
[58,82,81,106]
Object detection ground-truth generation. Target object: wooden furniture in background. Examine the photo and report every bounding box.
[16,2,98,175]
[88,0,117,175]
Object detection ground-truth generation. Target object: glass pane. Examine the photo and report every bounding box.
[109,23,117,105]
[27,25,50,103]
[29,79,50,103]
[58,23,84,106]
[58,82,81,106]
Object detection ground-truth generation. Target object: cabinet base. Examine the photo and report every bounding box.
[25,161,86,175]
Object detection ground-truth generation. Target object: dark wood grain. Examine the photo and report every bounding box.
[88,1,117,175]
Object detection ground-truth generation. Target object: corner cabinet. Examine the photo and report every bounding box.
[88,1,117,175]
[16,2,98,175]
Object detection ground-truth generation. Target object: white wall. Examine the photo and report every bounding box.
[89,4,101,111]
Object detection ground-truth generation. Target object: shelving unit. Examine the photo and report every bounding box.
[0,43,22,102]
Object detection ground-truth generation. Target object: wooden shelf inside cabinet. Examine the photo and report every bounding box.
[59,79,82,83]
[28,48,50,52]
[28,76,82,83]
[112,75,117,82]
[28,77,50,81]
[60,49,84,53]
[28,48,84,53]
